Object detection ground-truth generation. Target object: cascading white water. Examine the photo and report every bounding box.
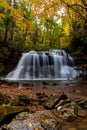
[6,50,79,80]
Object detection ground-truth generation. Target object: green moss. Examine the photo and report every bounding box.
[11,96,20,106]
[73,103,78,115]
[0,105,27,123]
[0,107,5,122]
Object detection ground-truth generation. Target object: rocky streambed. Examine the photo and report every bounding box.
[0,77,87,130]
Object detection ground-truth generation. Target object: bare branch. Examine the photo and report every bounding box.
[71,3,86,9]
[61,0,86,21]
[81,0,87,6]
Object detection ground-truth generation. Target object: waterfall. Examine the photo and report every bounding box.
[6,50,79,80]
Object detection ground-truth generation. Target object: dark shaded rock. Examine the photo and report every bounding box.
[11,95,37,106]
[12,95,45,106]
[74,56,87,66]
[0,93,11,105]
[43,82,49,85]
[0,80,8,85]
[0,105,27,125]
[36,92,48,101]
[17,95,30,106]
[43,92,68,109]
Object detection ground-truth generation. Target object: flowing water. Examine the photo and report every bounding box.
[6,50,79,81]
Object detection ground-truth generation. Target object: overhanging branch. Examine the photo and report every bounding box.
[61,0,86,21]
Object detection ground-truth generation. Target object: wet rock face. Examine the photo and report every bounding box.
[43,92,68,109]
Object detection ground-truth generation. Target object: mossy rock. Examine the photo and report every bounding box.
[0,107,5,122]
[0,93,11,105]
[11,95,30,106]
[0,105,27,123]
[75,97,87,109]
[11,96,20,106]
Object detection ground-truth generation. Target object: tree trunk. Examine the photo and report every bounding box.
[23,28,27,44]
[3,18,9,44]
[10,22,14,41]
[10,0,15,41]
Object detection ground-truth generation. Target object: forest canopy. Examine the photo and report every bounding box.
[0,0,87,74]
